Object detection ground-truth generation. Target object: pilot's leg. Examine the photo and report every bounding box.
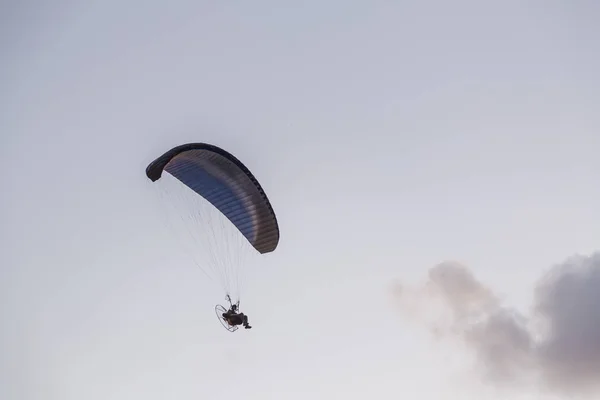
[242,315,251,329]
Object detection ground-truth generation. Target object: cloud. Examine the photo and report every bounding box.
[393,252,600,397]
[534,253,600,394]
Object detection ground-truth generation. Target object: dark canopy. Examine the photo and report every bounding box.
[146,143,279,254]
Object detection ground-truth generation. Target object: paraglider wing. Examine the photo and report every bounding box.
[146,143,279,254]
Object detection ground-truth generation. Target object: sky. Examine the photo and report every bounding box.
[2,1,599,399]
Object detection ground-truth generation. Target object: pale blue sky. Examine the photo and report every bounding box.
[2,1,599,399]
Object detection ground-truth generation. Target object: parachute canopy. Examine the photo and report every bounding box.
[146,143,279,254]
